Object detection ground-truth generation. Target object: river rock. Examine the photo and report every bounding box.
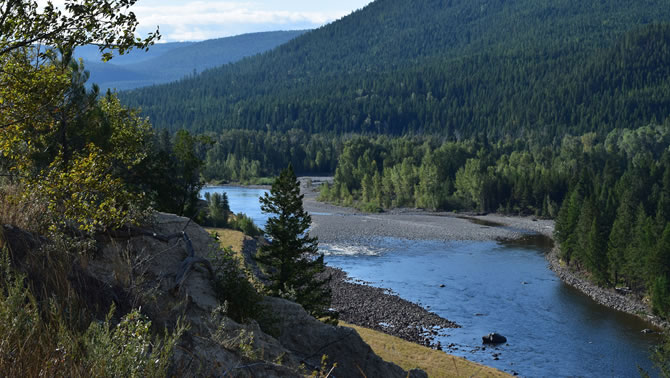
[482,332,507,344]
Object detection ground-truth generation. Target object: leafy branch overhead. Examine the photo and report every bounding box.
[0,0,159,60]
[0,1,173,233]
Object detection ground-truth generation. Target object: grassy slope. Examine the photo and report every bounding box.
[342,322,510,377]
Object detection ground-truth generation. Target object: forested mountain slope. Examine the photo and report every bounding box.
[83,30,307,92]
[121,0,670,137]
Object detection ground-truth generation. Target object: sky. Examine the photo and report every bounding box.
[41,0,374,42]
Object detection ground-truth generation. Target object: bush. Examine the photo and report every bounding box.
[0,248,185,376]
[230,212,261,237]
[357,200,383,213]
[652,276,670,319]
[210,246,264,324]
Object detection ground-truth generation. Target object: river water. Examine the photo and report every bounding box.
[201,186,661,377]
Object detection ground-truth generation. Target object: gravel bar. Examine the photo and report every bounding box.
[326,266,459,348]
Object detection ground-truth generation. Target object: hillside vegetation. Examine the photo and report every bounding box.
[122,0,670,138]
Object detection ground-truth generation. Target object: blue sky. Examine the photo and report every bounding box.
[131,0,374,42]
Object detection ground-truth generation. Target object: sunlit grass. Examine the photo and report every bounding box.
[207,228,245,254]
[340,322,511,378]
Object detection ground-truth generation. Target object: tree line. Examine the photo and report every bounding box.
[316,123,670,318]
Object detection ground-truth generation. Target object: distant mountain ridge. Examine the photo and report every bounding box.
[121,0,670,138]
[80,30,308,92]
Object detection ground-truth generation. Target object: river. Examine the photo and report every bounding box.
[201,186,661,377]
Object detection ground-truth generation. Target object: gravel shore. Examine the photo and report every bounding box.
[546,247,670,330]
[300,178,553,245]
[326,266,459,348]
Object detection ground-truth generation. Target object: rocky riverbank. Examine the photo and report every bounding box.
[326,266,459,348]
[546,247,670,330]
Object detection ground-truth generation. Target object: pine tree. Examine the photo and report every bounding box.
[205,192,230,227]
[555,186,583,264]
[256,165,334,321]
[607,193,635,285]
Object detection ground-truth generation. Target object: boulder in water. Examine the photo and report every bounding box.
[482,332,507,344]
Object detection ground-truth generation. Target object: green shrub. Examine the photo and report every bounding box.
[357,200,383,213]
[83,306,186,377]
[210,246,264,323]
[230,212,261,237]
[652,276,670,319]
[0,248,185,376]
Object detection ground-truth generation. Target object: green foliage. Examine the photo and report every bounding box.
[0,0,158,61]
[322,135,567,216]
[0,249,184,376]
[124,2,670,141]
[0,0,162,233]
[202,192,230,227]
[644,332,670,378]
[210,246,264,324]
[652,276,670,319]
[83,306,186,377]
[169,130,206,217]
[35,145,149,233]
[256,165,335,321]
[199,129,340,182]
[229,213,261,237]
[549,126,670,316]
[2,76,154,233]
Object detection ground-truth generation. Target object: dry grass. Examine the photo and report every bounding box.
[206,227,245,254]
[340,322,511,378]
[0,184,49,232]
[206,227,254,280]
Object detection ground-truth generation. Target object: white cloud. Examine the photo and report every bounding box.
[133,1,352,41]
[37,0,372,42]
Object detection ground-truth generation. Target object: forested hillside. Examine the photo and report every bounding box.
[122,0,670,137]
[83,30,307,91]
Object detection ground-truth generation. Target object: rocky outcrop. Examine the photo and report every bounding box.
[266,296,427,378]
[8,212,422,377]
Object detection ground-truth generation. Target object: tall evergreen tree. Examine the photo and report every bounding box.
[256,165,334,321]
[555,186,584,263]
[607,193,635,285]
